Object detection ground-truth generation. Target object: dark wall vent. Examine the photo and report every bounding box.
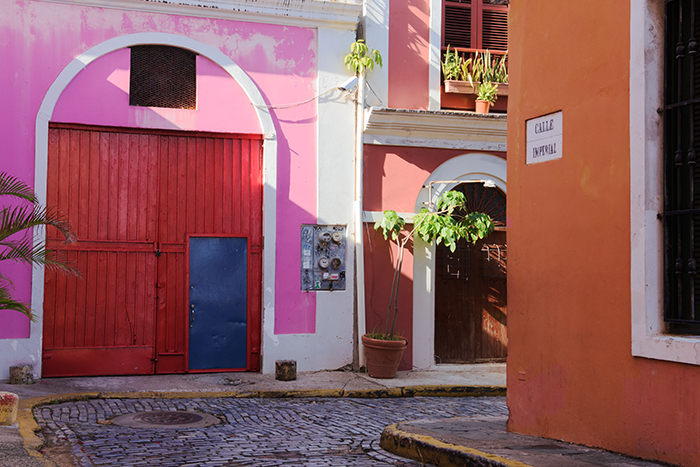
[129,45,197,109]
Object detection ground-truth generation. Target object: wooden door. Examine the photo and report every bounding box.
[42,124,262,377]
[434,184,507,363]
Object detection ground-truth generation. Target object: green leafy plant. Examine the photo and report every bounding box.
[479,50,509,84]
[0,172,78,320]
[374,190,494,339]
[476,81,499,105]
[441,47,508,86]
[344,40,383,75]
[441,46,463,81]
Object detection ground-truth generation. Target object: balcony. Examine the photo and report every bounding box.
[440,47,508,114]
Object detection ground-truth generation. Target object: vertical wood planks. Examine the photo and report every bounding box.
[44,124,263,376]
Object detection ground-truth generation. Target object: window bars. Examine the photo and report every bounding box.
[664,0,700,328]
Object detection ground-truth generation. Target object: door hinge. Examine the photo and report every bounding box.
[151,358,158,362]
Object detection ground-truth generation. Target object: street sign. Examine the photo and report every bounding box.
[526,111,563,164]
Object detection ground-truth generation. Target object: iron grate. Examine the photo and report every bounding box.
[129,45,197,110]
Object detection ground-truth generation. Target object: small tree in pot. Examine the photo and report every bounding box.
[364,190,494,378]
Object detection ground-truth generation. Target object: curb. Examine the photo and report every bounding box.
[17,385,506,464]
[380,422,533,467]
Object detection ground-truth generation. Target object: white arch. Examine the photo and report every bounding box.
[412,153,507,369]
[31,33,278,376]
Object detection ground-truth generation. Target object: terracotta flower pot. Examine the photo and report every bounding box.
[475,99,490,114]
[362,334,408,379]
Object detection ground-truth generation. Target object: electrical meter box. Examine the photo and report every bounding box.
[301,224,346,291]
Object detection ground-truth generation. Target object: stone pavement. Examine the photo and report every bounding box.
[32,395,509,466]
[0,364,676,466]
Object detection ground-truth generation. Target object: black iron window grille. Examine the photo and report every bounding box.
[129,45,197,109]
[664,0,700,331]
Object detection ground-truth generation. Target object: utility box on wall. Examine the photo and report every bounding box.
[301,225,346,291]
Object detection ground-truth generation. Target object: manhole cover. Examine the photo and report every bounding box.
[111,411,220,429]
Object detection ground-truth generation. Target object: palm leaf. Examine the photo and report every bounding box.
[0,286,34,320]
[0,172,37,202]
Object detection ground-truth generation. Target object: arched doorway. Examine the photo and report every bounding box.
[34,34,276,377]
[434,183,507,363]
[411,153,506,369]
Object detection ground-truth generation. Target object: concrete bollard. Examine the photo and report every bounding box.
[275,360,297,381]
[0,392,19,426]
[9,365,34,385]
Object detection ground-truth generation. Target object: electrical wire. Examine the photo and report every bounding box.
[253,86,346,110]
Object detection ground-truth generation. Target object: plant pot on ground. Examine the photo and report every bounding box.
[366,190,494,378]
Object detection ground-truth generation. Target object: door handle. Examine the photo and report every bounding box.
[190,304,195,327]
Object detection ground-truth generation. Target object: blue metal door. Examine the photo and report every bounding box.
[189,237,248,370]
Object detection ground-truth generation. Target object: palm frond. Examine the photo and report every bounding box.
[0,172,37,202]
[0,204,76,243]
[0,237,81,276]
[0,286,34,321]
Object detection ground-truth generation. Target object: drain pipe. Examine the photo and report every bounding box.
[354,69,367,370]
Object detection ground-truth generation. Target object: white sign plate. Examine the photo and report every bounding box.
[526,111,563,164]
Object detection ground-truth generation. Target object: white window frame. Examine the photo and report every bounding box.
[630,0,700,365]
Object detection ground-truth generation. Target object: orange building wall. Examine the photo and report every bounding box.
[507,2,700,465]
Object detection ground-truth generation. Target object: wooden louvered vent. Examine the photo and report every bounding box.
[443,0,509,52]
[444,0,473,49]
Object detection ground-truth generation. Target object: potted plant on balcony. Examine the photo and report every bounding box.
[365,190,494,378]
[475,81,499,114]
[442,49,509,96]
[442,46,475,93]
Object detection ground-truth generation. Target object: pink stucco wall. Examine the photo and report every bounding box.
[0,0,318,338]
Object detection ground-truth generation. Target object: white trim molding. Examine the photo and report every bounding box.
[411,153,506,369]
[630,0,700,365]
[38,0,362,29]
[31,32,278,377]
[364,107,507,150]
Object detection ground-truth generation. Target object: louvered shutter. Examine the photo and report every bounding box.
[443,0,508,51]
[444,0,474,49]
[481,4,508,51]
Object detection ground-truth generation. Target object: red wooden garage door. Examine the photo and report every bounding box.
[42,124,262,377]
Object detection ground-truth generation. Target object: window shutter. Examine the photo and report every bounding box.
[481,8,509,51]
[444,1,473,49]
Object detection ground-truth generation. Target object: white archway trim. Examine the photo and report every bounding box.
[412,153,507,369]
[32,33,277,376]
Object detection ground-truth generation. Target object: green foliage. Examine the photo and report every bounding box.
[344,40,383,75]
[365,327,405,341]
[476,81,499,105]
[0,172,79,320]
[441,46,462,81]
[374,210,405,241]
[441,47,509,85]
[373,190,495,338]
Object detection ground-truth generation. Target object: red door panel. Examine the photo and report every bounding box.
[43,124,262,377]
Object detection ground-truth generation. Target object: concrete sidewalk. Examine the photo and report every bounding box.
[380,416,671,467]
[0,364,673,467]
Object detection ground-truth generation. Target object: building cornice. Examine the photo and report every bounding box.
[37,0,362,29]
[364,107,507,151]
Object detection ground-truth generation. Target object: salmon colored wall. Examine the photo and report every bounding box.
[508,2,700,465]
[388,0,430,110]
[363,145,506,370]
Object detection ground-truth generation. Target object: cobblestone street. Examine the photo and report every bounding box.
[34,396,508,466]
